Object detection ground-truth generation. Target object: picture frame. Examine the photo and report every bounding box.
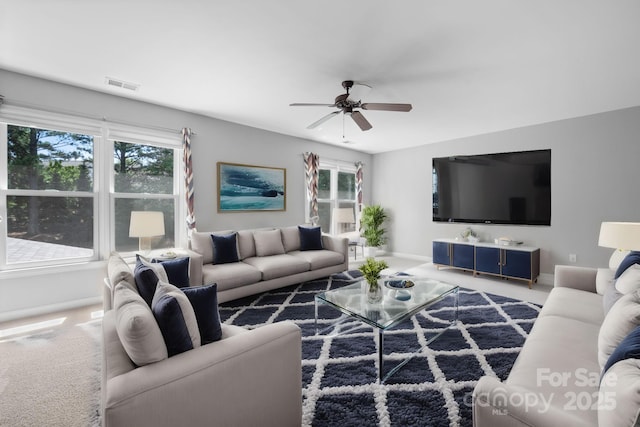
[217,162,286,212]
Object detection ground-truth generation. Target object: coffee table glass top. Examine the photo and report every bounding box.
[315,276,458,330]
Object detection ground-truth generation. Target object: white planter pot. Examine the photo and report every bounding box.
[364,246,378,258]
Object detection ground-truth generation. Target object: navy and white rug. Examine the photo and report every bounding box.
[219,271,541,427]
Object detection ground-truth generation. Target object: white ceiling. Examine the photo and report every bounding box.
[1,1,639,154]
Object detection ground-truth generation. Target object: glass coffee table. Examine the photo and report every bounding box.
[315,276,459,383]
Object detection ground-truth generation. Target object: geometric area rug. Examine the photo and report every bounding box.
[219,270,542,427]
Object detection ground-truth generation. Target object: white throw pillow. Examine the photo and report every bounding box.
[113,282,168,366]
[610,249,631,270]
[598,289,640,369]
[253,229,285,257]
[616,264,640,294]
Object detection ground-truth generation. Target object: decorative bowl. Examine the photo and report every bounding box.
[384,277,415,301]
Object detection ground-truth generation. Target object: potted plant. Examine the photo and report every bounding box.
[359,257,389,303]
[360,205,387,257]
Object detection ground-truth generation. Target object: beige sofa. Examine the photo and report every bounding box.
[101,254,302,427]
[188,226,349,303]
[473,264,640,427]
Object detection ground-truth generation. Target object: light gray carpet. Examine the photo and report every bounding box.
[0,308,102,427]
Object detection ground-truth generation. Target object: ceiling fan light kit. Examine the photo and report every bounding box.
[290,80,412,132]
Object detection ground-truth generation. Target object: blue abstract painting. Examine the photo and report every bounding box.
[217,162,286,211]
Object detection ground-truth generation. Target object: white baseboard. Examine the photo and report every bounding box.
[0,296,102,323]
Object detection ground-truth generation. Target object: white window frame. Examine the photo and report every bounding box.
[107,126,184,257]
[316,160,357,235]
[0,105,185,270]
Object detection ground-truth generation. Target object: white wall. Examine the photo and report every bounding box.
[0,69,372,320]
[372,106,640,274]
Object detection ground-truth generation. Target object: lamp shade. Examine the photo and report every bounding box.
[598,222,640,251]
[129,211,165,238]
[333,208,355,224]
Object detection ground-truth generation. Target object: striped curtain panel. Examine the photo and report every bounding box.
[182,127,196,233]
[355,161,364,213]
[303,152,320,218]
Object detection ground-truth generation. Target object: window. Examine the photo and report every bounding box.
[112,141,177,252]
[316,162,357,234]
[1,124,96,266]
[0,106,184,270]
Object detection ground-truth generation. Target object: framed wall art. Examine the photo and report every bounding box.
[217,162,286,212]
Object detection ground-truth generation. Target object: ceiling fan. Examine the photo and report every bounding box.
[290,80,412,132]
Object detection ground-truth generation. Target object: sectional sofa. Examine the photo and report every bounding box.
[473,262,640,427]
[188,226,349,303]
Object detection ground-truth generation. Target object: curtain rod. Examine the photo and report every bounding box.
[0,95,196,136]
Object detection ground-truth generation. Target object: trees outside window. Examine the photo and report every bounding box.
[3,124,95,265]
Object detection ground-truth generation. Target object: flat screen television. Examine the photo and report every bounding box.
[432,149,551,225]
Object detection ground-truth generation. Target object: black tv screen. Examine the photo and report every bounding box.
[432,149,551,225]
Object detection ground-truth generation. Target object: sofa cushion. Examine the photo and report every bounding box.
[281,226,301,252]
[152,256,190,288]
[202,262,262,292]
[298,226,323,251]
[237,230,257,260]
[598,289,640,369]
[243,254,310,281]
[599,358,640,427]
[603,324,640,375]
[538,287,604,326]
[610,249,631,270]
[134,255,170,306]
[615,251,640,279]
[190,229,232,264]
[211,232,240,264]
[113,282,168,366]
[183,284,222,344]
[507,315,601,417]
[151,281,201,357]
[288,249,344,270]
[616,264,640,294]
[254,229,285,257]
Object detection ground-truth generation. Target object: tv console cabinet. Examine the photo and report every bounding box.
[432,238,540,288]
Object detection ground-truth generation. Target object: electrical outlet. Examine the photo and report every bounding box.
[569,254,577,263]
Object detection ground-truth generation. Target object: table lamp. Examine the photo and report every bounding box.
[129,211,165,254]
[333,207,355,233]
[598,222,640,267]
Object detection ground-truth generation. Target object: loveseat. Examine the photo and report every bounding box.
[188,225,349,303]
[101,253,302,427]
[473,262,640,427]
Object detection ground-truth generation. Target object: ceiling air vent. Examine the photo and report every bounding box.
[105,77,140,92]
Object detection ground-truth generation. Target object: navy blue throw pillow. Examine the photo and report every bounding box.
[211,233,239,264]
[615,251,640,279]
[183,284,222,344]
[152,257,190,288]
[152,294,195,357]
[602,324,640,377]
[134,257,162,306]
[299,226,323,251]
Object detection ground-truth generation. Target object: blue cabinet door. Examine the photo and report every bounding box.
[501,250,532,279]
[475,246,501,274]
[452,244,474,270]
[433,241,451,266]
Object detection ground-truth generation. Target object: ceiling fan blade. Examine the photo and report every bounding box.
[361,102,413,112]
[307,111,340,129]
[350,111,372,131]
[290,103,336,107]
